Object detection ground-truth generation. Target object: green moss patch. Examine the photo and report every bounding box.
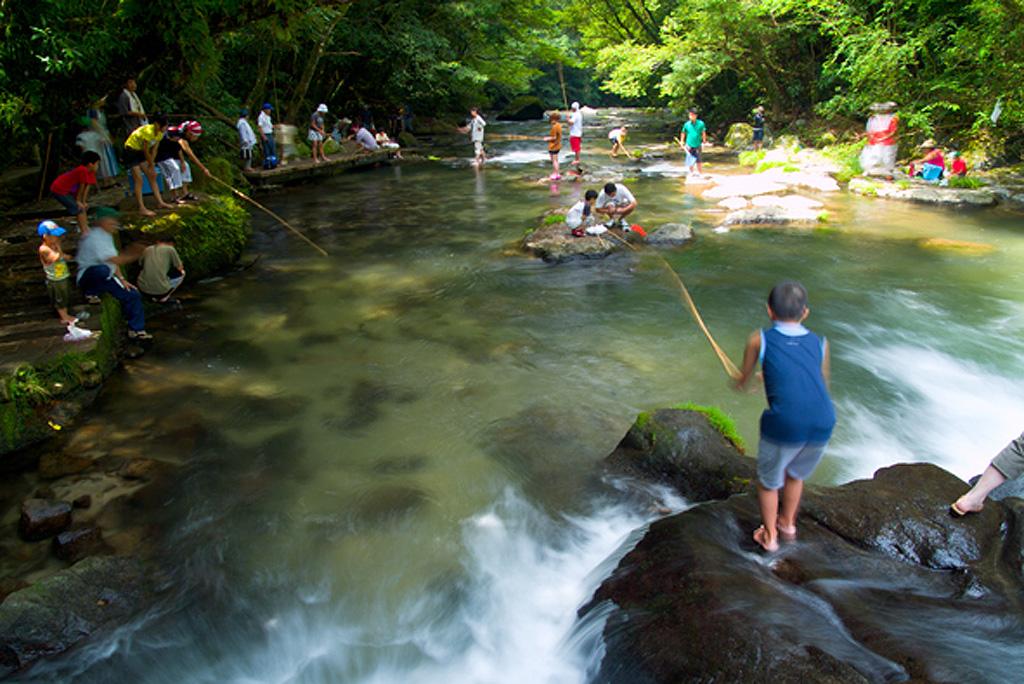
[543,214,566,225]
[672,403,746,451]
[134,196,251,278]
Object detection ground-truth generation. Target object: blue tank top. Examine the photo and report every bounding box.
[759,324,836,444]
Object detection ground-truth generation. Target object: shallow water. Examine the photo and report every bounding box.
[18,109,1024,682]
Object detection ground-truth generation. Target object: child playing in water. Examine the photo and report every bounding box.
[734,281,835,552]
[608,125,628,158]
[545,111,563,180]
[566,189,599,235]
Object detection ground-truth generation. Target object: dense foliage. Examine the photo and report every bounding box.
[569,0,1023,148]
[1,0,1021,168]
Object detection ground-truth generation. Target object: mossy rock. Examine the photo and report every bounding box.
[774,134,802,152]
[190,156,250,197]
[498,96,546,121]
[323,138,342,155]
[725,123,753,150]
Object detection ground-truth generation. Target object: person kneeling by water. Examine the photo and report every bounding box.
[566,190,604,236]
[595,182,637,229]
[76,207,152,340]
[137,234,186,303]
[734,281,835,552]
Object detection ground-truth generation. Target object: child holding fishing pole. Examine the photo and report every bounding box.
[734,281,835,553]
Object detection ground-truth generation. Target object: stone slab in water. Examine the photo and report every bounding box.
[522,222,619,262]
[849,177,996,205]
[722,206,821,226]
[645,223,694,245]
[18,499,72,541]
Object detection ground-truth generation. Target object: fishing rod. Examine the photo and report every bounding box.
[207,175,329,257]
[604,229,741,380]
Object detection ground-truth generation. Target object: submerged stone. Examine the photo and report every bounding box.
[849,177,996,205]
[645,223,694,246]
[18,499,72,542]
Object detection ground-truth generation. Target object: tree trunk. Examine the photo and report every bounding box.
[557,62,569,110]
[286,13,344,122]
[246,41,274,115]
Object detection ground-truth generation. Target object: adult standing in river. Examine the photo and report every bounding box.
[681,108,707,177]
[568,101,584,167]
[459,107,487,167]
[117,77,147,137]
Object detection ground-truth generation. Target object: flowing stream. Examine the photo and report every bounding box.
[16,109,1024,682]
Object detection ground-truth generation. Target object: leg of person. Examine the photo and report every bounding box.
[179,161,193,199]
[777,443,826,539]
[159,275,185,302]
[952,431,1024,515]
[144,164,173,209]
[48,281,76,325]
[130,165,153,215]
[107,278,147,333]
[551,151,560,179]
[693,146,704,176]
[76,209,89,235]
[158,159,183,202]
[777,475,803,540]
[754,439,793,552]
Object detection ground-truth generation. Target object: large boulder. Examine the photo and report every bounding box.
[722,206,821,227]
[603,409,755,502]
[521,220,631,262]
[848,177,996,205]
[582,408,1023,683]
[0,557,150,676]
[725,122,754,149]
[497,96,546,121]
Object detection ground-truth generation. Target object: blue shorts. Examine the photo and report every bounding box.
[757,438,827,489]
[753,128,764,142]
[52,192,80,216]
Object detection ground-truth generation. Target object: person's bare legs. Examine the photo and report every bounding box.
[132,166,155,216]
[777,475,803,539]
[76,210,90,236]
[551,153,560,178]
[755,484,780,551]
[144,165,174,209]
[953,465,1007,514]
[56,306,76,326]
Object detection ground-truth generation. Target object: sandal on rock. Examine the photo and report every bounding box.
[753,525,779,553]
[950,500,982,518]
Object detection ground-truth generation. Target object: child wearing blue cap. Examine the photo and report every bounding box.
[37,220,79,328]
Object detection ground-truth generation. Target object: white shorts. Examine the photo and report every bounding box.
[473,140,484,155]
[157,159,192,191]
[308,131,324,143]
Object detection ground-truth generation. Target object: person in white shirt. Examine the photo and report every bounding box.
[350,121,379,151]
[608,125,629,158]
[458,107,487,166]
[566,189,605,236]
[568,101,584,166]
[257,103,276,162]
[236,108,257,170]
[595,182,637,228]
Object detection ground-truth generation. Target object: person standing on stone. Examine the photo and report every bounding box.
[76,207,151,340]
[734,281,835,553]
[49,151,100,235]
[257,103,276,165]
[308,103,329,163]
[681,108,708,176]
[752,106,765,151]
[123,113,174,216]
[545,111,563,181]
[36,220,79,328]
[236,108,257,170]
[568,101,584,166]
[951,432,1024,516]
[117,77,147,137]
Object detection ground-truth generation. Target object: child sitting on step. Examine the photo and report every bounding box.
[734,281,835,552]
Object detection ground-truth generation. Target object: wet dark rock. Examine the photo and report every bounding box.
[334,379,419,432]
[32,486,56,500]
[123,344,146,360]
[522,222,619,262]
[120,458,162,481]
[72,495,92,510]
[53,526,104,562]
[603,409,756,502]
[0,556,149,676]
[497,96,546,121]
[584,409,1024,683]
[37,451,93,479]
[18,499,72,541]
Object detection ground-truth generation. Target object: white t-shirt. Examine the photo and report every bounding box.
[565,200,590,228]
[608,127,624,142]
[75,229,117,283]
[355,128,379,150]
[596,184,636,209]
[569,110,583,138]
[257,111,273,135]
[236,118,257,148]
[469,115,486,142]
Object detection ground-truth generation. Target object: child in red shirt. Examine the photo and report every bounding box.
[50,151,100,236]
[949,151,967,177]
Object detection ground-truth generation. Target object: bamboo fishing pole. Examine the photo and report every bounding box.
[207,175,329,257]
[604,229,741,380]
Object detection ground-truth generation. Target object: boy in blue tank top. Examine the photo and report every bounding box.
[735,281,835,552]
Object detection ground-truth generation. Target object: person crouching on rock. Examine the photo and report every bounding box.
[595,182,637,230]
[951,431,1024,516]
[566,189,601,236]
[734,280,835,552]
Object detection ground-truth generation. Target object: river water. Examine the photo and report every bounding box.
[18,109,1024,682]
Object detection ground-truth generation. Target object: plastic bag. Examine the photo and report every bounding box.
[64,323,93,342]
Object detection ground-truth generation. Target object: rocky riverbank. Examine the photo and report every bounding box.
[581,408,1023,682]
